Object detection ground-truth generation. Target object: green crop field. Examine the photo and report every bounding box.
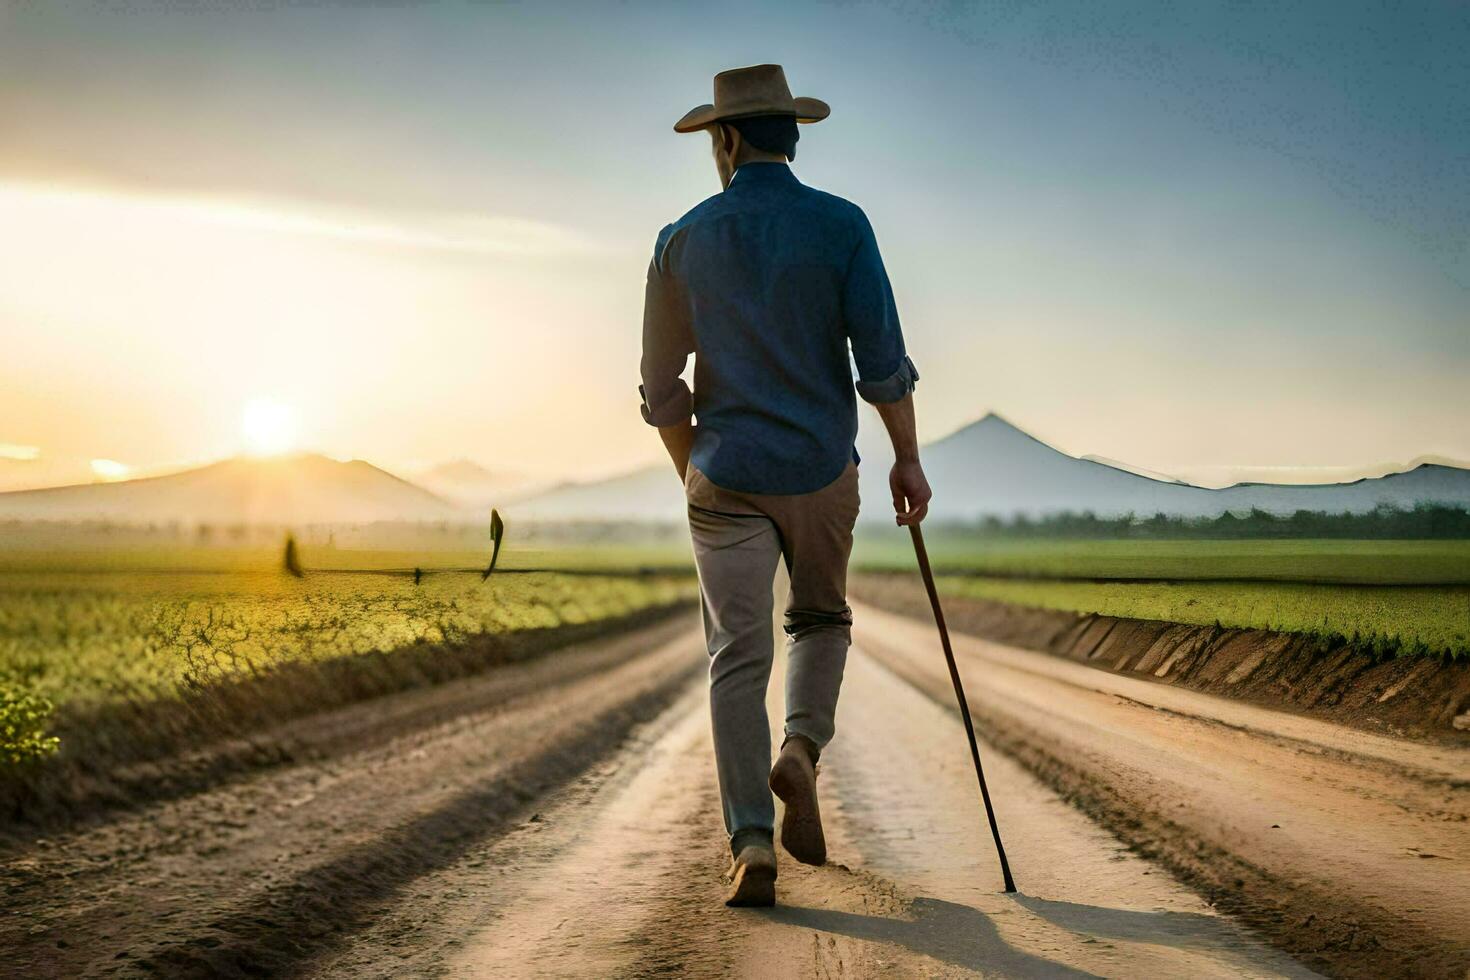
[0,567,695,710]
[0,545,697,769]
[932,576,1469,658]
[0,555,693,708]
[0,541,696,576]
[852,534,1469,658]
[5,530,1465,769]
[853,535,1470,585]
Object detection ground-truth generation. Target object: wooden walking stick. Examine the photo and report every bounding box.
[908,523,1017,893]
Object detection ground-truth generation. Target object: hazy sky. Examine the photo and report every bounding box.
[2,0,1467,490]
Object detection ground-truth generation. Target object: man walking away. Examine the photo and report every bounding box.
[639,64,932,907]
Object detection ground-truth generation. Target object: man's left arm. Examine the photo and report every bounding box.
[639,228,696,479]
[843,208,929,524]
[843,208,918,405]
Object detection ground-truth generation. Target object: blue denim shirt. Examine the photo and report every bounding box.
[639,162,918,495]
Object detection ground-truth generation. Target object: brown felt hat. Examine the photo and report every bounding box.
[674,64,830,134]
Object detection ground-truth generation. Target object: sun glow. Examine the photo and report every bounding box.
[241,398,299,457]
[89,458,130,481]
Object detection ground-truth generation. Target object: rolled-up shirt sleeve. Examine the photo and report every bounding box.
[639,225,695,427]
[843,208,918,404]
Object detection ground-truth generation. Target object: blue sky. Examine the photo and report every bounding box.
[1,0,1466,487]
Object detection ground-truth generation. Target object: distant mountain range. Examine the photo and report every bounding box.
[862,413,1470,522]
[411,459,540,509]
[513,413,1470,524]
[2,415,1466,526]
[511,466,687,523]
[0,454,458,525]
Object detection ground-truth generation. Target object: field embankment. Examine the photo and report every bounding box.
[850,573,1470,736]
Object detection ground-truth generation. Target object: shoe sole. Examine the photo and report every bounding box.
[769,754,826,866]
[724,860,776,907]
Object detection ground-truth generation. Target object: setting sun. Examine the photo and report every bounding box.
[241,397,299,457]
[89,458,130,482]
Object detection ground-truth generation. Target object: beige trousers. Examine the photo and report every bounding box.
[684,462,859,852]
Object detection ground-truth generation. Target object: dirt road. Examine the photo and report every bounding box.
[3,602,1463,978]
[852,603,1468,979]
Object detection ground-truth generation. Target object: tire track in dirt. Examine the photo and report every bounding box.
[852,601,1469,980]
[0,613,702,978]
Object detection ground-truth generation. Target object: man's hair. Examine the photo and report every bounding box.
[726,114,800,161]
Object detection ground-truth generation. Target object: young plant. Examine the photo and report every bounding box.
[1,686,60,767]
[283,534,305,578]
[482,509,505,581]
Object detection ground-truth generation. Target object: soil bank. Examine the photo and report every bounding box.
[850,573,1470,739]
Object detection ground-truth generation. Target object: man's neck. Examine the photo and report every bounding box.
[733,151,788,169]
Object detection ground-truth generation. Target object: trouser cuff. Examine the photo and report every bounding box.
[730,826,774,857]
[781,731,821,764]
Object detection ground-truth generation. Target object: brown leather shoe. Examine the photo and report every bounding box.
[724,844,777,907]
[769,735,826,866]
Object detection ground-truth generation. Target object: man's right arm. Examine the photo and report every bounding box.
[639,227,696,479]
[656,418,695,482]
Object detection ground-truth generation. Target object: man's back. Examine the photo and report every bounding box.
[640,162,914,495]
[643,63,932,909]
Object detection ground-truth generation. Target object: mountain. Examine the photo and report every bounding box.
[413,459,538,509]
[861,413,1470,522]
[511,465,683,522]
[9,418,1464,528]
[0,457,93,493]
[509,413,1470,524]
[0,454,460,525]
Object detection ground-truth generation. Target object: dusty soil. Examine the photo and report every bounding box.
[853,602,1468,979]
[850,573,1470,737]
[316,632,1313,980]
[2,599,1463,978]
[0,613,702,977]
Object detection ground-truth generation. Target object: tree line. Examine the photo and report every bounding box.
[940,503,1470,539]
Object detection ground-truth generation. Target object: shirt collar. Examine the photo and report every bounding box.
[728,162,799,188]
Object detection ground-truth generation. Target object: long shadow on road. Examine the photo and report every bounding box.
[765,892,1296,978]
[763,895,1099,978]
[1015,893,1270,952]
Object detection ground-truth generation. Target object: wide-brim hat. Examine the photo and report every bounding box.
[674,64,830,134]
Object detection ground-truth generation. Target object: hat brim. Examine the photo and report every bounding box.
[674,96,830,134]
